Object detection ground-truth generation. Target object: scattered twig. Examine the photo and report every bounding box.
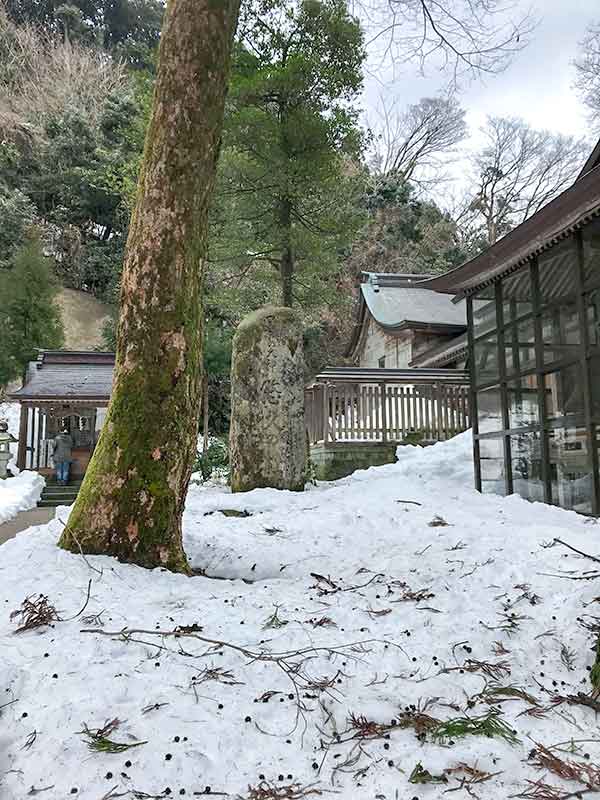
[21,730,37,751]
[57,516,103,575]
[309,573,383,597]
[433,710,520,745]
[429,515,450,527]
[78,718,146,754]
[239,781,323,798]
[409,762,448,784]
[528,741,600,788]
[10,595,59,633]
[263,606,289,630]
[553,538,600,565]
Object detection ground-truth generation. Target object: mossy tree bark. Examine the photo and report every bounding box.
[58,0,240,573]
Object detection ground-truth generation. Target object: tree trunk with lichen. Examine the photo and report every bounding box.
[58,0,240,573]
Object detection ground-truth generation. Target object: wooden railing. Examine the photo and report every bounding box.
[305,368,470,445]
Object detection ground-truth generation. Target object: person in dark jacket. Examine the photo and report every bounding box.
[53,428,73,485]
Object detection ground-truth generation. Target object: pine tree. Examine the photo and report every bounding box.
[210,0,366,310]
[0,236,64,386]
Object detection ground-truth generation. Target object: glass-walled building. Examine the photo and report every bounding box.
[425,140,600,515]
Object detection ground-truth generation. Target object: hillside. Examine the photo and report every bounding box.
[55,288,111,352]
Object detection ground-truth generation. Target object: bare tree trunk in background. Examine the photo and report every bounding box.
[202,374,210,455]
[279,198,294,307]
[59,0,240,573]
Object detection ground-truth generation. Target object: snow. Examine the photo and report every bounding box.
[0,471,45,525]
[0,403,45,523]
[2,430,600,799]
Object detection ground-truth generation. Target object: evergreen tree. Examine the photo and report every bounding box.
[0,187,36,270]
[0,236,64,386]
[210,0,366,311]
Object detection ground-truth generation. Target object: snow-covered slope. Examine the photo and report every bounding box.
[2,431,600,799]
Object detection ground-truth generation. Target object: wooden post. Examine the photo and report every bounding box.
[322,382,329,443]
[380,383,387,443]
[17,404,28,471]
[36,406,43,470]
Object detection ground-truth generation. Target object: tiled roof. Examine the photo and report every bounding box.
[360,272,469,329]
[9,352,115,401]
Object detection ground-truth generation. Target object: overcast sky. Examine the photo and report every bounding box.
[360,0,598,186]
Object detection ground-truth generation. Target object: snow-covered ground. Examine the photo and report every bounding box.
[0,471,44,525]
[2,431,600,799]
[0,402,44,523]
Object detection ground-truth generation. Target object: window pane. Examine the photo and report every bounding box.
[586,288,600,347]
[507,376,539,429]
[544,364,584,420]
[549,427,593,514]
[503,267,533,324]
[541,303,580,364]
[510,432,545,502]
[477,385,502,433]
[474,336,500,385]
[473,300,497,339]
[538,237,578,305]
[583,217,600,289]
[505,317,536,375]
[479,437,505,494]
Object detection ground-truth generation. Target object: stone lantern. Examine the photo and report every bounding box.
[0,420,17,479]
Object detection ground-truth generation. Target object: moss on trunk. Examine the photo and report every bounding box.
[58,0,240,573]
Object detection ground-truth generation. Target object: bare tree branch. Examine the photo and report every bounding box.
[463,116,589,246]
[353,0,536,82]
[574,22,600,133]
[369,93,467,184]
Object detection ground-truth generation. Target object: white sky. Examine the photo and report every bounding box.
[360,0,598,185]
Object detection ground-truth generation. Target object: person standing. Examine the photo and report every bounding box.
[52,428,73,485]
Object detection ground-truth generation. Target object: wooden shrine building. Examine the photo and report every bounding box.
[8,351,114,477]
[423,138,600,515]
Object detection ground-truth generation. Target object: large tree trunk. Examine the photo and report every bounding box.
[58,0,240,573]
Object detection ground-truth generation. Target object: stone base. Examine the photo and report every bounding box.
[310,442,398,481]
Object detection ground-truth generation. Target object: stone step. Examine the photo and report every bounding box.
[38,498,76,508]
[39,481,81,508]
[41,493,78,503]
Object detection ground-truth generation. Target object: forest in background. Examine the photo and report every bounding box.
[0,0,597,395]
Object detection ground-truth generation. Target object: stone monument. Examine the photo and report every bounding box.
[229,306,306,492]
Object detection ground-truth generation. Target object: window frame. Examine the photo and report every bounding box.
[467,226,600,514]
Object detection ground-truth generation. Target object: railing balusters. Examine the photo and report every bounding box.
[305,372,470,446]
